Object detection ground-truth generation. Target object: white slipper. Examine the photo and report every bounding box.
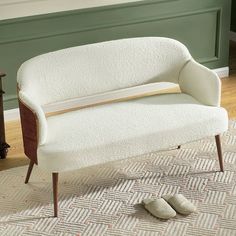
[142,198,176,220]
[163,194,197,215]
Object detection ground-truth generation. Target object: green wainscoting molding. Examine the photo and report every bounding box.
[0,0,232,110]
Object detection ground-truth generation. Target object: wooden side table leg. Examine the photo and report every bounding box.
[0,73,10,159]
[0,143,10,159]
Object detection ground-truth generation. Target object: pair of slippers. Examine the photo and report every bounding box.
[142,194,197,220]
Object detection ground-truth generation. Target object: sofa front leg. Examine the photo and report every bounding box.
[52,173,59,217]
[215,135,224,172]
[25,160,34,184]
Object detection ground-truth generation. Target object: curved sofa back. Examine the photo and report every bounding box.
[17,37,191,105]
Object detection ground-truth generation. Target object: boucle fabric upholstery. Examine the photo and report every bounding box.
[17,37,228,172]
[37,94,228,172]
[17,37,191,105]
[179,60,221,107]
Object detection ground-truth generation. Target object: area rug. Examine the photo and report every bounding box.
[1,121,236,236]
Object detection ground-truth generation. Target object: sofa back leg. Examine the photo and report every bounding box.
[52,173,59,217]
[215,135,224,172]
[25,160,34,184]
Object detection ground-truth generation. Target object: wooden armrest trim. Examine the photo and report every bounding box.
[19,98,38,164]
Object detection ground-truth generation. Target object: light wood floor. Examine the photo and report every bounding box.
[1,42,236,171]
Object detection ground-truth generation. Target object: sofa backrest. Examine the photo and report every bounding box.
[17,37,191,105]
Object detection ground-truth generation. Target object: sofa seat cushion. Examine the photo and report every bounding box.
[37,93,228,172]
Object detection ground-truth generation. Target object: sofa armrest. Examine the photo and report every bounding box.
[19,91,47,146]
[179,60,221,107]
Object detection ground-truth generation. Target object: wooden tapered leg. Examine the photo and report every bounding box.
[25,160,34,184]
[215,135,224,172]
[52,173,59,217]
[177,145,181,149]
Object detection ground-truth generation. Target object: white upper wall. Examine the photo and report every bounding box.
[0,0,144,21]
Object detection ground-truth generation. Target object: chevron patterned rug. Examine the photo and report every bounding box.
[1,121,236,236]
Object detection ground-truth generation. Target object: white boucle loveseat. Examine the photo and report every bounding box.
[17,37,228,217]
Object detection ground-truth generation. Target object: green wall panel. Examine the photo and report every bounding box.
[231,0,236,32]
[0,0,232,110]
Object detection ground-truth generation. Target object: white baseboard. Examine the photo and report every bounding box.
[213,67,229,78]
[230,31,236,42]
[4,108,20,122]
[3,66,230,122]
